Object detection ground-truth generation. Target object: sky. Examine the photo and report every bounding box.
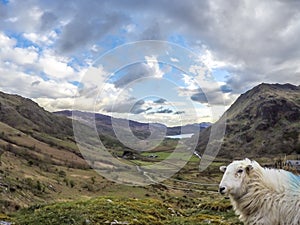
[0,0,300,126]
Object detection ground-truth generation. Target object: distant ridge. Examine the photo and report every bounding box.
[197,83,300,158]
[54,110,211,138]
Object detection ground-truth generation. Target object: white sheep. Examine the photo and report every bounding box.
[219,158,300,225]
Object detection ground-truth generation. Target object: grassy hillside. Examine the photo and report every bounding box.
[0,91,73,138]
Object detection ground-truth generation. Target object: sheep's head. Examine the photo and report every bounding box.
[219,158,254,197]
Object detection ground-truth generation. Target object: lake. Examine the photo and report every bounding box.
[166,133,194,139]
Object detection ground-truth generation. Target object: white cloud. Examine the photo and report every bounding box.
[0,64,77,100]
[90,44,100,53]
[39,50,75,80]
[29,6,43,22]
[0,32,39,67]
[113,55,166,88]
[0,32,78,104]
[0,32,16,48]
[23,30,58,46]
[72,65,135,114]
[170,57,179,62]
[145,55,164,78]
[34,97,75,112]
[5,17,18,23]
[189,64,207,78]
[200,49,226,71]
[182,74,199,90]
[123,24,136,33]
[6,46,39,65]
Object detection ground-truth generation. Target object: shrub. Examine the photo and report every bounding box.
[58,170,66,178]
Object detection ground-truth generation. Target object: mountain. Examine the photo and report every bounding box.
[55,110,211,138]
[0,91,88,166]
[197,83,300,158]
[0,92,95,212]
[55,110,159,139]
[0,91,73,138]
[167,122,212,136]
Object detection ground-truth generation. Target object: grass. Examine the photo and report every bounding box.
[11,196,241,225]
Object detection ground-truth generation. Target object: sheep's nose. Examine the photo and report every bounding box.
[219,186,226,194]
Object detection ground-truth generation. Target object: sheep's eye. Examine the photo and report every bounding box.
[237,169,243,173]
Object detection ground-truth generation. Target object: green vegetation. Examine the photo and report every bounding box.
[12,196,241,225]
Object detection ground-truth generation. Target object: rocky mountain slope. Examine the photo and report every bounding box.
[197,83,300,158]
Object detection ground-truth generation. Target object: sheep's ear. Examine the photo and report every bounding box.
[220,166,227,173]
[245,164,253,174]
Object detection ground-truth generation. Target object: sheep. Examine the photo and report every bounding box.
[219,158,300,225]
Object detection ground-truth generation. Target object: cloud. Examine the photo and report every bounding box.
[114,55,165,88]
[0,32,16,47]
[170,57,179,63]
[114,63,151,88]
[35,97,75,112]
[0,33,78,101]
[130,100,148,114]
[174,111,185,115]
[4,1,300,89]
[0,2,44,33]
[0,4,7,20]
[122,0,300,91]
[31,81,41,86]
[1,0,300,125]
[140,21,162,40]
[0,32,39,66]
[39,50,75,80]
[156,108,173,114]
[145,56,164,78]
[39,11,58,32]
[153,98,166,104]
[182,74,199,90]
[220,84,232,93]
[0,67,77,99]
[56,5,129,54]
[178,73,235,106]
[190,92,208,103]
[23,30,58,46]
